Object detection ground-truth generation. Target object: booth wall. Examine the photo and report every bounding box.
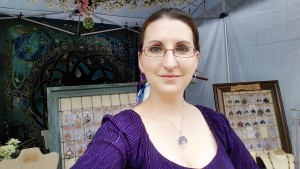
[186,0,300,162]
[0,18,139,144]
[187,0,300,112]
[226,0,300,114]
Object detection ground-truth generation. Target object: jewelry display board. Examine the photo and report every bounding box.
[212,80,292,159]
[47,83,137,169]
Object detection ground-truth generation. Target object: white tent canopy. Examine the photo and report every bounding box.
[0,0,245,30]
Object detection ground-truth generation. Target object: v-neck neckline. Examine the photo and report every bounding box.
[130,105,221,169]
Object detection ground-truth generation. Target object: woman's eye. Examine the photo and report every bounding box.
[176,46,189,52]
[149,46,162,53]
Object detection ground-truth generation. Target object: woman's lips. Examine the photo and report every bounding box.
[159,74,181,79]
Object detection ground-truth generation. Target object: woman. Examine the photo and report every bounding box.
[71,8,259,169]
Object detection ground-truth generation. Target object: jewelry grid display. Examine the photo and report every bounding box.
[213,81,292,168]
[58,92,137,168]
[223,90,282,156]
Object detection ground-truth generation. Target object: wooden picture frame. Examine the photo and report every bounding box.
[212,80,292,157]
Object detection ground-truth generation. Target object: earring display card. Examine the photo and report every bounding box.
[213,80,292,159]
[48,83,137,169]
[59,93,136,168]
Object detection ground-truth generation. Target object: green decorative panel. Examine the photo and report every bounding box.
[0,15,139,144]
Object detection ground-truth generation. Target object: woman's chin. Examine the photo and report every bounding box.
[157,85,185,95]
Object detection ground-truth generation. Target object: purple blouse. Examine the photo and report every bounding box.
[71,105,259,169]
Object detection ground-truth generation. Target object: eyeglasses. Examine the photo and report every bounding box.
[142,46,197,58]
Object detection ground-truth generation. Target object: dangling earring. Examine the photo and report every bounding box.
[137,73,148,105]
[190,72,197,84]
[140,73,147,84]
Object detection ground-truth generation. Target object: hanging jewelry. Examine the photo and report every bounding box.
[84,114,91,124]
[148,99,187,148]
[64,125,71,131]
[265,143,271,151]
[65,141,73,146]
[86,129,94,139]
[77,146,85,157]
[96,116,102,125]
[263,97,270,103]
[77,133,82,140]
[257,108,264,116]
[76,139,83,145]
[65,132,71,141]
[65,148,74,159]
[267,151,290,169]
[63,118,70,125]
[75,115,81,126]
[190,72,197,84]
[242,98,247,104]
[255,131,261,138]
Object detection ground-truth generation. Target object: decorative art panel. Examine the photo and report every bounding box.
[0,17,139,144]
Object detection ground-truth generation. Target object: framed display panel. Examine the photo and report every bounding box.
[212,80,292,158]
[47,83,137,169]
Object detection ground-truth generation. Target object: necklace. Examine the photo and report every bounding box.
[148,99,187,149]
[267,151,290,169]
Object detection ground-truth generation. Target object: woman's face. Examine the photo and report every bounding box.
[138,17,199,95]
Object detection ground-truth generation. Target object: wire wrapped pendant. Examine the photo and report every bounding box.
[178,136,188,149]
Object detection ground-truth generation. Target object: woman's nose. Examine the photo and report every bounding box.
[162,49,178,70]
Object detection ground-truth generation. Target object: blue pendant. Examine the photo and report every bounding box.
[178,136,188,148]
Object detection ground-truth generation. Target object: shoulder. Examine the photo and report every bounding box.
[103,109,141,125]
[100,109,147,147]
[99,109,147,167]
[194,105,233,148]
[194,105,259,168]
[101,109,144,134]
[195,105,230,129]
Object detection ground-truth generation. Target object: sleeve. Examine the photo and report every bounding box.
[70,115,130,169]
[221,115,260,169]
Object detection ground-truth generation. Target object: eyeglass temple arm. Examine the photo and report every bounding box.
[195,76,208,81]
[195,70,208,81]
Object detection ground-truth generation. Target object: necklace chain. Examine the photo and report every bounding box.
[267,151,290,169]
[148,99,187,148]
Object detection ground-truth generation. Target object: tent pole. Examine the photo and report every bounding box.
[222,17,231,83]
[0,16,18,19]
[21,17,76,35]
[80,27,124,36]
[0,10,74,20]
[93,14,140,34]
[76,15,81,36]
[188,1,219,18]
[0,12,76,35]
[221,0,231,83]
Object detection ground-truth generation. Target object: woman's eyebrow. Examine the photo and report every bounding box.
[176,41,193,45]
[146,40,163,44]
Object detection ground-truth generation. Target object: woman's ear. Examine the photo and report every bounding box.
[195,50,200,61]
[138,51,144,73]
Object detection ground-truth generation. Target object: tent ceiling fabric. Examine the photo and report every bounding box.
[1,0,245,27]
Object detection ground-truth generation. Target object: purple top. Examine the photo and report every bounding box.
[71,105,259,169]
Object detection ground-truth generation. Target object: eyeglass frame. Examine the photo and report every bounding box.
[141,46,198,58]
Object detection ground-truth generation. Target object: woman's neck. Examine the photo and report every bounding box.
[147,93,185,115]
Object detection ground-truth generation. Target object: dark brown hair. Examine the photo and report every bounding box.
[138,8,200,51]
